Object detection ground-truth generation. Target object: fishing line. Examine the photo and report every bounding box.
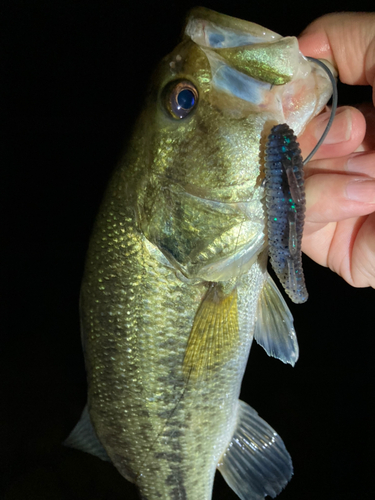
[303,57,338,164]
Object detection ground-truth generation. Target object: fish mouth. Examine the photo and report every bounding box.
[183,7,333,135]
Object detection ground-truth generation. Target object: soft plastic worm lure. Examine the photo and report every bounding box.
[265,57,337,304]
[265,124,307,304]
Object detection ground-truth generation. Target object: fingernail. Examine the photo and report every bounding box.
[315,108,352,144]
[346,152,375,175]
[346,179,375,203]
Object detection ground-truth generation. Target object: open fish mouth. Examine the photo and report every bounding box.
[184,7,332,135]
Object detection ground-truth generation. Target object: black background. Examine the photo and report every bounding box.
[3,1,374,499]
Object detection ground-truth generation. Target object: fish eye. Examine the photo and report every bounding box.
[163,80,199,119]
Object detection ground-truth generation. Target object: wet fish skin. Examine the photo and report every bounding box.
[67,7,333,500]
[80,55,266,498]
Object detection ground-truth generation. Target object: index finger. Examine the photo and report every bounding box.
[298,12,375,102]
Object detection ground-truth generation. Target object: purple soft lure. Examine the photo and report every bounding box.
[265,123,308,304]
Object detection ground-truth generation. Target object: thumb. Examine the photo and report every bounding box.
[298,13,375,102]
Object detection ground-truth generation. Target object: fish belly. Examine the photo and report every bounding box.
[81,199,262,500]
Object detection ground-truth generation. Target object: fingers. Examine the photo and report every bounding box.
[350,213,375,287]
[303,214,375,288]
[355,103,375,151]
[297,12,375,288]
[298,106,366,160]
[305,151,375,178]
[303,148,375,225]
[302,199,375,288]
[298,12,375,96]
[304,172,375,225]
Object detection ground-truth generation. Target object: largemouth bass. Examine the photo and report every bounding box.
[66,7,332,500]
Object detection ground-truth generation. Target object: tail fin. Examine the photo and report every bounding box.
[217,400,292,499]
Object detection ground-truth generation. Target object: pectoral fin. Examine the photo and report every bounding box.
[254,274,299,366]
[218,400,293,500]
[183,284,239,380]
[64,404,110,462]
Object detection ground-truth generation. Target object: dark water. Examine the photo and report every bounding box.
[3,1,374,499]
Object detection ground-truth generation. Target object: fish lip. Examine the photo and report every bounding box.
[184,7,281,49]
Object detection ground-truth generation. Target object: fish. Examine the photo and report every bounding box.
[65,7,333,500]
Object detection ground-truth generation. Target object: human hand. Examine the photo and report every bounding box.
[297,12,375,288]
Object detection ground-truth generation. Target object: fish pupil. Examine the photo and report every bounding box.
[177,89,195,110]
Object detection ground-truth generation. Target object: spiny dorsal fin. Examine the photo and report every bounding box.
[218,399,293,500]
[183,284,239,380]
[254,274,299,366]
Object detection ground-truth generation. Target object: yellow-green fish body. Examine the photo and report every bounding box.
[66,8,332,500]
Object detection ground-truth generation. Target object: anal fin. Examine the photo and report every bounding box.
[218,400,293,500]
[254,274,299,366]
[64,404,111,462]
